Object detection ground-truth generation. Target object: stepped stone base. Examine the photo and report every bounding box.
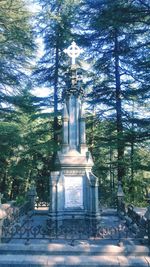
[0,243,149,266]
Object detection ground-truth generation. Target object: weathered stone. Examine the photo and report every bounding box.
[49,55,100,223]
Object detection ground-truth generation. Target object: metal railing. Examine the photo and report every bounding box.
[1,215,147,246]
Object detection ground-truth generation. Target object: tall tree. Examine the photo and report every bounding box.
[79,0,150,183]
[33,0,80,146]
[0,0,35,199]
[0,0,35,105]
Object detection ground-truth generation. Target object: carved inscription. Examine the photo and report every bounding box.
[64,176,83,208]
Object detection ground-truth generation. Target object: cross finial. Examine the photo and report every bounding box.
[64,41,83,65]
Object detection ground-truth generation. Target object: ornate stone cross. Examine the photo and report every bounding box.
[64,41,83,65]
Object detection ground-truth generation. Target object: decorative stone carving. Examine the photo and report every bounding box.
[64,41,83,65]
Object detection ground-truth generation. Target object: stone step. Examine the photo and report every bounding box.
[0,243,149,266]
[0,243,149,256]
[0,253,149,266]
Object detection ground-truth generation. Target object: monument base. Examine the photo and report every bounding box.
[49,162,101,224]
[48,210,101,222]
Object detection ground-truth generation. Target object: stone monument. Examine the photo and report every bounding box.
[49,42,100,222]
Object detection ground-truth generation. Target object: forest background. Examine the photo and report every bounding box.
[0,0,149,206]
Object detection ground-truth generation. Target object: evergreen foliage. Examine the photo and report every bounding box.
[33,0,80,144]
[78,0,150,193]
[0,0,149,205]
[0,0,34,96]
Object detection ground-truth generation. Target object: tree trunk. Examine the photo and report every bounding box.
[89,106,95,156]
[114,31,125,183]
[129,100,135,199]
[54,42,59,144]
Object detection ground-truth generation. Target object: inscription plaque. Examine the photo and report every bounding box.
[64,176,83,208]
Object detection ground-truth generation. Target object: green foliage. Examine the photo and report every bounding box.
[78,0,150,191]
[33,0,81,145]
[0,0,35,95]
[0,88,55,201]
[0,0,149,208]
[86,113,150,206]
[15,195,26,206]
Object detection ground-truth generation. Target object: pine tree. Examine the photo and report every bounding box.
[0,0,35,102]
[79,0,150,184]
[33,0,80,145]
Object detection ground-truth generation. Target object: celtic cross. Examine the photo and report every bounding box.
[64,41,83,65]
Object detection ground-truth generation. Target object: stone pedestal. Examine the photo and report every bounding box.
[49,159,100,222]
